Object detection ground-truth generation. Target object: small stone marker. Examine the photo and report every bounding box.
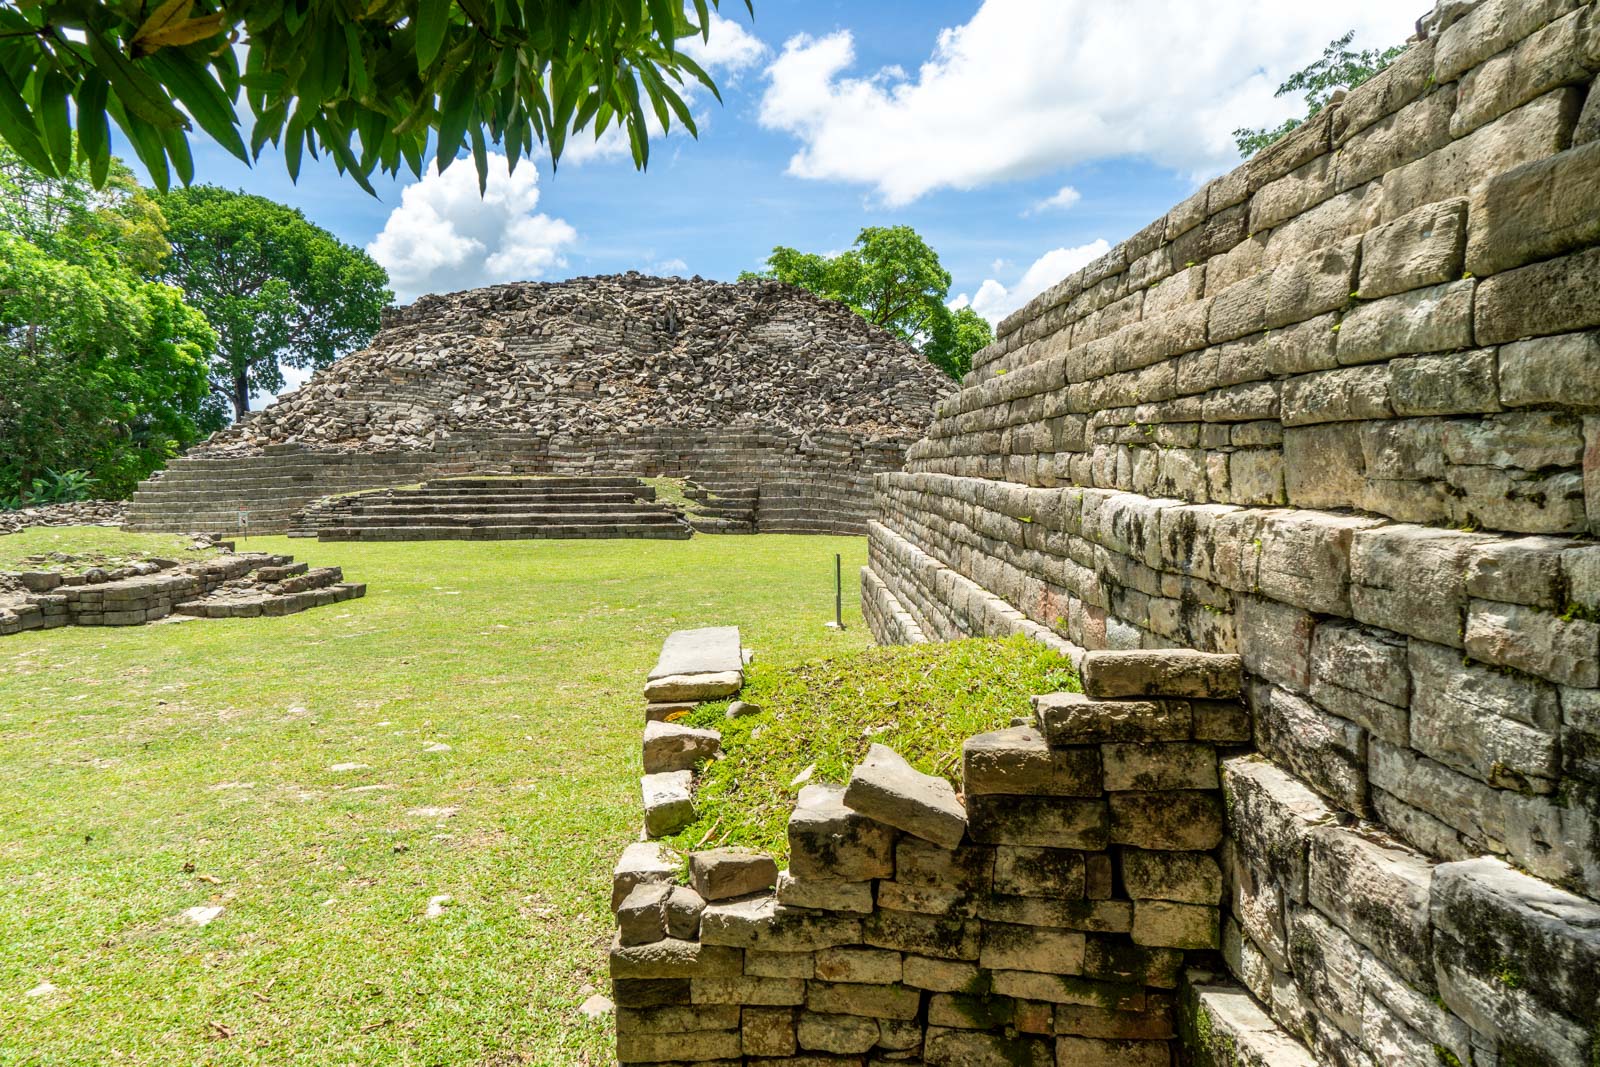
[843,744,967,850]
[181,905,225,927]
[578,993,614,1019]
[642,720,722,774]
[725,700,762,719]
[641,770,695,837]
[645,701,696,723]
[689,847,779,901]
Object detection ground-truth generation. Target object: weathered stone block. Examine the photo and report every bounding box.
[1280,364,1393,425]
[744,950,814,979]
[642,770,695,837]
[1122,848,1222,904]
[1222,756,1336,901]
[643,669,742,703]
[699,896,862,952]
[609,936,743,979]
[862,908,981,960]
[617,883,670,946]
[1409,639,1561,792]
[1132,901,1219,949]
[1109,791,1224,851]
[1079,649,1241,699]
[980,895,1133,935]
[615,1027,741,1063]
[741,1006,798,1057]
[1100,742,1218,792]
[796,1011,878,1054]
[962,725,1101,797]
[1465,598,1600,688]
[1499,330,1600,408]
[613,841,680,911]
[813,947,902,985]
[806,979,921,1021]
[774,869,873,914]
[1478,245,1600,345]
[1253,684,1367,815]
[1468,139,1600,278]
[927,1028,1053,1067]
[1236,595,1314,693]
[844,743,967,850]
[992,845,1087,899]
[1266,237,1359,329]
[787,783,895,882]
[1032,692,1190,746]
[1308,620,1410,746]
[1359,196,1467,299]
[1286,905,1364,1037]
[1055,995,1174,1040]
[1389,348,1501,417]
[1336,280,1476,364]
[1306,825,1434,988]
[692,975,805,1006]
[642,719,721,774]
[663,885,705,940]
[611,977,691,1008]
[967,794,1110,850]
[1350,523,1489,648]
[689,847,777,902]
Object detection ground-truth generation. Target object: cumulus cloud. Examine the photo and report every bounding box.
[758,0,1418,205]
[952,239,1112,325]
[1027,185,1081,215]
[563,10,766,165]
[368,153,577,303]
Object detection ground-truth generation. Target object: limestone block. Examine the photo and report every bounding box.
[641,770,695,837]
[1464,535,1573,609]
[1477,245,1600,345]
[1122,849,1222,905]
[1433,0,1584,83]
[1409,638,1561,792]
[862,908,981,960]
[843,743,967,850]
[642,719,721,774]
[962,725,1101,797]
[967,794,1110,850]
[741,1006,798,1057]
[806,979,921,1021]
[1132,901,1219,950]
[1444,465,1587,535]
[1359,197,1467,300]
[1236,595,1313,693]
[649,625,742,679]
[787,783,896,881]
[691,975,805,1006]
[1465,599,1600,687]
[1180,982,1318,1067]
[1454,8,1599,136]
[1255,509,1376,616]
[1253,684,1367,815]
[699,896,861,952]
[1432,856,1600,1061]
[813,947,902,985]
[1332,87,1455,192]
[744,950,814,978]
[1100,743,1218,792]
[980,922,1087,975]
[1032,693,1189,745]
[1286,905,1365,1037]
[664,886,705,940]
[688,847,777,902]
[1336,38,1437,143]
[613,841,681,911]
[608,936,743,979]
[1222,756,1337,901]
[1282,424,1367,511]
[1054,996,1175,1040]
[1499,330,1600,408]
[980,895,1133,935]
[645,701,696,723]
[1350,523,1490,648]
[992,846,1087,900]
[1207,272,1270,343]
[1336,280,1476,364]
[642,670,742,703]
[894,836,991,893]
[1306,825,1435,987]
[617,883,671,946]
[1080,649,1241,700]
[1280,364,1393,425]
[615,1027,741,1063]
[1389,348,1501,417]
[774,870,873,914]
[1308,621,1410,746]
[1248,106,1334,193]
[903,955,982,993]
[1085,937,1183,990]
[1265,237,1360,329]
[616,1003,739,1034]
[796,1011,878,1054]
[1108,792,1224,851]
[1192,699,1252,744]
[927,1028,1053,1067]
[610,977,690,1009]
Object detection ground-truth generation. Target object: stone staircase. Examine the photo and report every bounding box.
[681,480,757,534]
[294,476,693,542]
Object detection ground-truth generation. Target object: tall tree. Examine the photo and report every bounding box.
[0,146,216,501]
[743,226,993,380]
[158,186,392,418]
[0,0,748,195]
[1235,31,1406,158]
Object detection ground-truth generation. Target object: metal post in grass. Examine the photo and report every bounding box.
[826,552,844,630]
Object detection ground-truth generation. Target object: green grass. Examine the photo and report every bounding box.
[0,528,220,575]
[0,531,872,1066]
[666,635,1078,860]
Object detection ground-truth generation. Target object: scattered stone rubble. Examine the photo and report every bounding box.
[614,633,1258,1065]
[0,547,365,636]
[0,500,128,535]
[205,274,951,454]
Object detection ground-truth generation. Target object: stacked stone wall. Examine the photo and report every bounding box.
[125,427,907,536]
[863,3,1600,1064]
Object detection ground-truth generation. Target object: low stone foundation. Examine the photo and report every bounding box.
[612,635,1252,1066]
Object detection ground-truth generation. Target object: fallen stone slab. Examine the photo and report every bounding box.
[643,670,743,703]
[689,847,779,901]
[643,720,722,774]
[843,743,967,850]
[642,771,695,837]
[649,626,744,679]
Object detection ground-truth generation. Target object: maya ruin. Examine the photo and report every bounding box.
[2,0,1598,1065]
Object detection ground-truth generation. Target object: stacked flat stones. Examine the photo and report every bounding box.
[862,2,1600,1064]
[610,647,1248,1066]
[0,500,127,535]
[0,551,364,636]
[640,626,744,837]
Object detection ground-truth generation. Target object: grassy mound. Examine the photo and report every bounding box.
[665,634,1079,860]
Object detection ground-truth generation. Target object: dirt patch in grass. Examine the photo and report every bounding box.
[666,634,1079,860]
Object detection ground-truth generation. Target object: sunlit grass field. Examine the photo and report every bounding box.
[0,532,871,1066]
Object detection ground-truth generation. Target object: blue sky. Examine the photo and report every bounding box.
[118,0,1421,385]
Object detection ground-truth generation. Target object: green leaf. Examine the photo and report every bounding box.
[415,0,452,73]
[37,70,73,173]
[470,124,488,193]
[107,94,171,192]
[0,70,55,175]
[146,51,249,163]
[158,121,195,185]
[645,0,678,49]
[434,72,474,171]
[73,75,111,186]
[87,31,187,128]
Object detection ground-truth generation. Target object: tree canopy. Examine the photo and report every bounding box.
[158,186,392,417]
[0,0,748,195]
[1234,31,1406,158]
[0,144,216,503]
[743,226,993,380]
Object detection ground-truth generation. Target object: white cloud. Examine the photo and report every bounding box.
[952,239,1112,325]
[758,1,1419,205]
[648,257,690,275]
[368,153,577,303]
[1027,185,1081,215]
[563,11,766,166]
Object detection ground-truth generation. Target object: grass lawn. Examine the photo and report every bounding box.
[0,528,220,575]
[0,532,872,1066]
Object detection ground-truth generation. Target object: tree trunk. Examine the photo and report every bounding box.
[231,370,250,420]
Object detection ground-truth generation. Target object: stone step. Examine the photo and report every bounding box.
[327,508,684,526]
[317,523,692,541]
